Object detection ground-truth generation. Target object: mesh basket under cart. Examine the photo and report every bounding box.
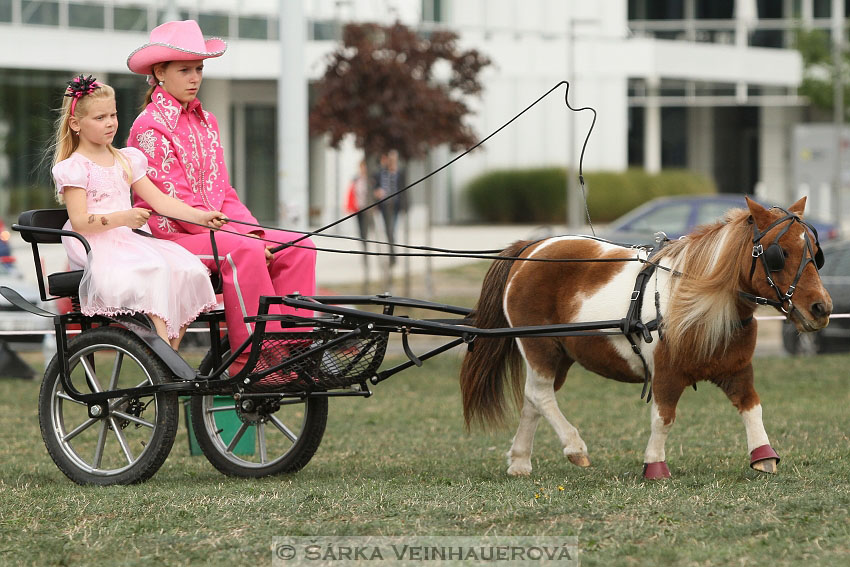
[243,330,389,393]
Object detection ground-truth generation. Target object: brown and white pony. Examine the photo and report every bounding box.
[460,197,831,479]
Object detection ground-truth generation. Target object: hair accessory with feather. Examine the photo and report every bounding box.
[65,74,101,116]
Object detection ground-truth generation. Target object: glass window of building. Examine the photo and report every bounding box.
[0,69,68,212]
[814,0,831,18]
[238,16,267,40]
[0,0,12,23]
[22,1,59,26]
[114,6,148,32]
[422,0,444,22]
[629,0,684,20]
[241,105,277,223]
[69,2,105,30]
[199,12,229,37]
[696,0,733,19]
[157,9,190,24]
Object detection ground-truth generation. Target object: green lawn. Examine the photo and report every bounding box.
[0,351,849,566]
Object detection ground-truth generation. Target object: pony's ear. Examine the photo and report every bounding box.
[746,196,774,229]
[788,196,807,218]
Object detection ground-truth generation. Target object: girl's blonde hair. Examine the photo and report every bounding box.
[52,80,131,203]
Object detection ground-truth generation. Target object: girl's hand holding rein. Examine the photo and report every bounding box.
[196,209,227,229]
[123,207,152,229]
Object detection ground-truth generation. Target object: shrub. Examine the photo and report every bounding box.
[464,167,716,223]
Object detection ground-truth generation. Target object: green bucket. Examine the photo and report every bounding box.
[183,396,255,456]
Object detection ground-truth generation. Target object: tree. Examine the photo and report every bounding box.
[309,21,491,161]
[796,28,850,117]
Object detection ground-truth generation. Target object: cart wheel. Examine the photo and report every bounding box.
[39,327,179,485]
[190,342,328,477]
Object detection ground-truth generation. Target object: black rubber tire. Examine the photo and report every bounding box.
[189,339,328,478]
[39,327,178,485]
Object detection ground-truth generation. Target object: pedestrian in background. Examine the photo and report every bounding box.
[373,150,406,267]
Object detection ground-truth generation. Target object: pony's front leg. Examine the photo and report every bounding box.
[643,378,686,479]
[507,365,589,477]
[712,366,780,474]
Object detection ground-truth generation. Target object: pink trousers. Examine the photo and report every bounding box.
[172,229,316,351]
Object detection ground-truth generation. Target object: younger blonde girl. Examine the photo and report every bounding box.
[51,74,226,349]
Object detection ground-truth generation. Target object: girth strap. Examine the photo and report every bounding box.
[622,241,668,404]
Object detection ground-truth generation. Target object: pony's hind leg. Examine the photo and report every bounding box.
[506,398,541,476]
[507,359,589,476]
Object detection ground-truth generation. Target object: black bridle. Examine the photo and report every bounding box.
[739,209,824,316]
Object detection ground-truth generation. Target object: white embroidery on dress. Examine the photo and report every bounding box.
[136,130,157,158]
[156,215,177,233]
[206,127,220,190]
[151,110,168,128]
[170,135,197,192]
[160,135,176,173]
[153,93,180,129]
[146,166,158,179]
[163,181,177,199]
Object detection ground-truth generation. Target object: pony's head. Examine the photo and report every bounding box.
[743,196,831,332]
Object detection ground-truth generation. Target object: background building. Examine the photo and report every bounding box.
[0,0,845,231]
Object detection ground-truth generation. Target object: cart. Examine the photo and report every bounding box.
[2,208,633,485]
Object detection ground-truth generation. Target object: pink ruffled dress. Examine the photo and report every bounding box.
[51,148,217,339]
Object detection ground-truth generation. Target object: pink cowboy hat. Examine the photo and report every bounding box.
[127,20,227,74]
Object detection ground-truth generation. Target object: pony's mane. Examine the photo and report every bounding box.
[653,208,752,362]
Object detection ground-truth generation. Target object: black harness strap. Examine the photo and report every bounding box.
[622,240,669,404]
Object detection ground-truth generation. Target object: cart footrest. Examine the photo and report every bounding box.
[246,330,388,393]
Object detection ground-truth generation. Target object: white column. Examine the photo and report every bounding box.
[278,0,309,230]
[759,106,798,204]
[687,106,714,180]
[802,0,814,28]
[832,0,845,228]
[644,77,661,174]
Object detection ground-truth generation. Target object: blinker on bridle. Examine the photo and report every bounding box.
[741,208,824,315]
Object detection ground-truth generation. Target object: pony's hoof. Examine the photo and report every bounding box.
[643,461,671,480]
[750,444,780,474]
[507,461,532,476]
[567,453,591,468]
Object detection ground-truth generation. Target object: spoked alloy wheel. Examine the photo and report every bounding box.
[191,344,327,477]
[39,327,178,485]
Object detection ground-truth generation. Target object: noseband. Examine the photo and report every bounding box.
[739,208,824,316]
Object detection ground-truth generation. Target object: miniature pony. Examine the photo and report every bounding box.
[460,197,831,478]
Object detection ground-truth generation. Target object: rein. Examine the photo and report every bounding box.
[278,80,599,251]
[153,213,666,266]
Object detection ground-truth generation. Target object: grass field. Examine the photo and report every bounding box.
[0,347,849,566]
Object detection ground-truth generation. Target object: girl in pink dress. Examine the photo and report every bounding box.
[51,75,227,349]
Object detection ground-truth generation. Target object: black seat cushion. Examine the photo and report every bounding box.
[47,270,83,298]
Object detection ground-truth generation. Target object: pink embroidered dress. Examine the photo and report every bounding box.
[128,86,317,350]
[51,147,218,338]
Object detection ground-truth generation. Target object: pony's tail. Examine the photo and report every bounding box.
[460,240,530,429]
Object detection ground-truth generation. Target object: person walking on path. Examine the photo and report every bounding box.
[373,150,406,267]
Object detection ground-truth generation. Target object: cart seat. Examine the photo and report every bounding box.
[47,270,84,298]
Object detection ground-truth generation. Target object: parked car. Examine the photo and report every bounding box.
[782,239,850,355]
[0,220,53,344]
[599,194,841,246]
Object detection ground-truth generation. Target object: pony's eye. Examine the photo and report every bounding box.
[782,248,789,259]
